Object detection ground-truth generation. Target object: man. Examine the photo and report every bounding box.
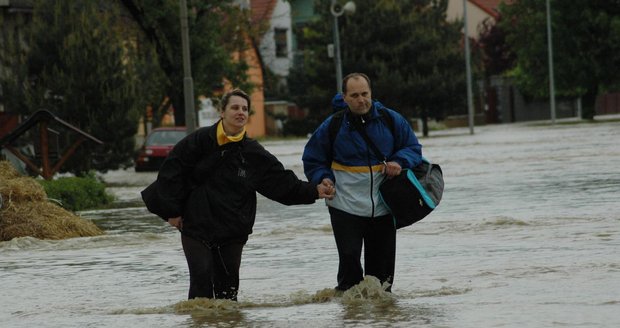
[302,73,423,292]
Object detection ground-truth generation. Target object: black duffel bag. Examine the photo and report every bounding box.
[380,160,444,229]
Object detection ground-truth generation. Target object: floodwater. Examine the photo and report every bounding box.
[2,119,619,327]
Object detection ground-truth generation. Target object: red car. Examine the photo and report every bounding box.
[134,127,186,172]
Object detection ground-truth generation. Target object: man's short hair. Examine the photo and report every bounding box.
[342,73,371,94]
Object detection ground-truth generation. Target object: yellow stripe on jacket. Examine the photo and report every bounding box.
[331,161,385,173]
[327,161,390,217]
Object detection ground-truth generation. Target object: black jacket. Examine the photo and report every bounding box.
[148,122,318,246]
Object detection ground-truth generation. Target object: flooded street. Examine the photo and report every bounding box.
[1,119,619,327]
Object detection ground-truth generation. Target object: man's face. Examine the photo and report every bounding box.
[343,77,372,115]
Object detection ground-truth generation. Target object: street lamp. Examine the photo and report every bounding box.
[463,0,474,135]
[330,0,356,93]
[180,0,196,134]
[546,0,556,124]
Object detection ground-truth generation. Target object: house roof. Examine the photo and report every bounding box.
[250,0,277,24]
[469,0,504,19]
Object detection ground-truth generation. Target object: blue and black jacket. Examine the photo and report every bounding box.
[303,101,422,218]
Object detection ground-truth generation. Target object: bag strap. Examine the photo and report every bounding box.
[328,107,395,163]
[353,121,388,165]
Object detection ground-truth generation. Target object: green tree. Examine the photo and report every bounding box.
[478,16,515,79]
[288,0,467,136]
[120,0,258,126]
[500,0,620,119]
[1,0,261,174]
[24,0,148,174]
[0,10,30,115]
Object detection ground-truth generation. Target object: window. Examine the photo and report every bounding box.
[274,28,288,58]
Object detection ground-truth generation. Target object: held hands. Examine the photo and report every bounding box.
[167,216,183,231]
[317,178,336,200]
[382,161,402,178]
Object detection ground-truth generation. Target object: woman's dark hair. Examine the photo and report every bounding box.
[342,73,371,94]
[219,88,251,112]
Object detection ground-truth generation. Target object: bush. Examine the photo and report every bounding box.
[38,173,114,211]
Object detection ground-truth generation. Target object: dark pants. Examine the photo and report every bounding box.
[181,234,244,300]
[329,207,396,292]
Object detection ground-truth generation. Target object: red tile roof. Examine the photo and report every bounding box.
[250,0,277,24]
[469,0,504,19]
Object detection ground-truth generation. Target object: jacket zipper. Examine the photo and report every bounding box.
[366,140,376,218]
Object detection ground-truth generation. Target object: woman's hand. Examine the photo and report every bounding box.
[167,216,183,231]
[317,178,335,200]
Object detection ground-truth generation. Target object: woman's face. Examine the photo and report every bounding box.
[220,95,249,134]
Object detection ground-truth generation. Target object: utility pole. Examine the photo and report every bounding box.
[180,0,196,133]
[546,0,556,124]
[332,11,343,93]
[330,1,356,93]
[463,0,475,135]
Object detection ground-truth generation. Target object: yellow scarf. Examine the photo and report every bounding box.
[216,120,246,145]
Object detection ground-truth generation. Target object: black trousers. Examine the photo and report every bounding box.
[329,207,396,292]
[181,234,244,300]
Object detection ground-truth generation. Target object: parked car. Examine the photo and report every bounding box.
[135,127,186,172]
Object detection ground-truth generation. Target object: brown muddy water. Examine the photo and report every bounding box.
[1,120,619,327]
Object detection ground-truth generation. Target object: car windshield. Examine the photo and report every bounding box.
[146,130,185,146]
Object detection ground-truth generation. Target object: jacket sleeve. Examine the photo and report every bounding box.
[144,128,209,219]
[388,110,423,169]
[302,118,335,185]
[255,150,318,205]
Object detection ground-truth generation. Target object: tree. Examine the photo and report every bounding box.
[288,0,467,136]
[1,0,262,174]
[0,10,30,116]
[478,16,515,79]
[23,0,147,174]
[500,0,620,119]
[119,0,258,126]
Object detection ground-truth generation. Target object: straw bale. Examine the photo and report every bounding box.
[0,177,47,205]
[0,160,105,241]
[0,161,20,181]
[0,201,104,241]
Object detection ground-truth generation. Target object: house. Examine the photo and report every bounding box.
[251,0,293,90]
[446,0,505,38]
[232,32,267,137]
[250,0,306,136]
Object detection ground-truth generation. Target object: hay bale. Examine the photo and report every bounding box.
[0,201,103,241]
[0,160,21,181]
[0,160,105,241]
[0,177,47,205]
[1,161,47,209]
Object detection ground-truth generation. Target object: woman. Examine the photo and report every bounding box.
[144,89,333,300]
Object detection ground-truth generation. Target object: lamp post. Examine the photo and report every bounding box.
[463,0,475,135]
[180,0,196,134]
[330,0,356,93]
[546,0,556,124]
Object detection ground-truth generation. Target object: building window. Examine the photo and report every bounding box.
[274,28,288,58]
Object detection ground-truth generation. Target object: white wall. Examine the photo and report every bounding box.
[259,0,293,78]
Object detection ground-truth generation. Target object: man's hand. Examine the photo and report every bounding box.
[168,216,183,231]
[317,178,335,200]
[383,161,402,178]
